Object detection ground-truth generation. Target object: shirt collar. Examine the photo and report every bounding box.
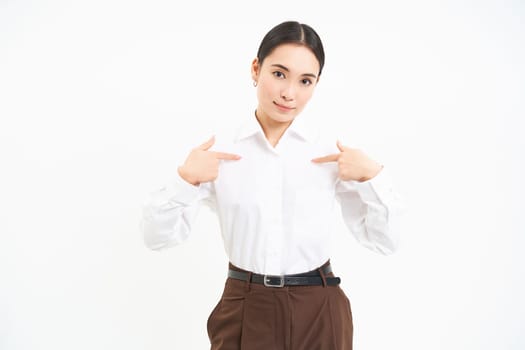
[234,111,319,143]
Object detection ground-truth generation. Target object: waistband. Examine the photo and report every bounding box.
[227,260,340,288]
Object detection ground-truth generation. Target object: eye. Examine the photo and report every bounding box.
[301,78,313,86]
[273,71,285,79]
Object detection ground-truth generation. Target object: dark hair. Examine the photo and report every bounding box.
[256,21,325,77]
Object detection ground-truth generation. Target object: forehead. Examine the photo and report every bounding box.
[263,43,320,75]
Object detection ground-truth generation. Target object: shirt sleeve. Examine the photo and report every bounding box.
[335,166,404,255]
[140,171,217,251]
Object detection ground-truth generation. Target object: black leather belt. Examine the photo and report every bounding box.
[227,264,341,287]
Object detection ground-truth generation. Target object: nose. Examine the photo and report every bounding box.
[280,83,295,102]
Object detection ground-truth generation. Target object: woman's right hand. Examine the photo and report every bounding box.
[177,136,241,186]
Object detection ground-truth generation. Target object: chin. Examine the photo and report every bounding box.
[272,115,296,124]
[273,110,298,121]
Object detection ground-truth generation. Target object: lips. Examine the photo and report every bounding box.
[273,101,295,111]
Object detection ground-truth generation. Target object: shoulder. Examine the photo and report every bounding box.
[311,121,349,155]
[314,117,367,155]
[206,121,242,154]
[296,111,354,153]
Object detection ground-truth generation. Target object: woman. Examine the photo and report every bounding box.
[141,20,403,350]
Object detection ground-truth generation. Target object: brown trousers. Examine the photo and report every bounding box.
[207,260,353,350]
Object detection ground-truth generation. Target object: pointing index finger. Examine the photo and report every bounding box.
[211,151,242,160]
[311,153,339,163]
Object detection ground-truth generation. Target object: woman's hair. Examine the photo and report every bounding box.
[256,21,325,77]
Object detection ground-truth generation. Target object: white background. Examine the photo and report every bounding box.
[1,0,524,349]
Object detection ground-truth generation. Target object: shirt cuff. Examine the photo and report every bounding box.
[168,170,202,205]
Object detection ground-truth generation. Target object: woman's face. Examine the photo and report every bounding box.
[251,43,320,126]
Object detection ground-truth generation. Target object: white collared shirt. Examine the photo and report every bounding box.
[141,114,404,275]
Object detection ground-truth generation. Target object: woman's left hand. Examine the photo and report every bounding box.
[311,140,383,182]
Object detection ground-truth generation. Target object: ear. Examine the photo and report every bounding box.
[251,58,260,82]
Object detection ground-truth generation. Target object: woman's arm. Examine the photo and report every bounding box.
[335,166,404,255]
[141,135,239,251]
[140,171,216,251]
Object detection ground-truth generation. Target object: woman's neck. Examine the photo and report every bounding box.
[255,110,293,147]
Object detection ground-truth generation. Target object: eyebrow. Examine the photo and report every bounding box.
[271,64,317,79]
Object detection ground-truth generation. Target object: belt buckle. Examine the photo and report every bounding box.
[263,274,285,288]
